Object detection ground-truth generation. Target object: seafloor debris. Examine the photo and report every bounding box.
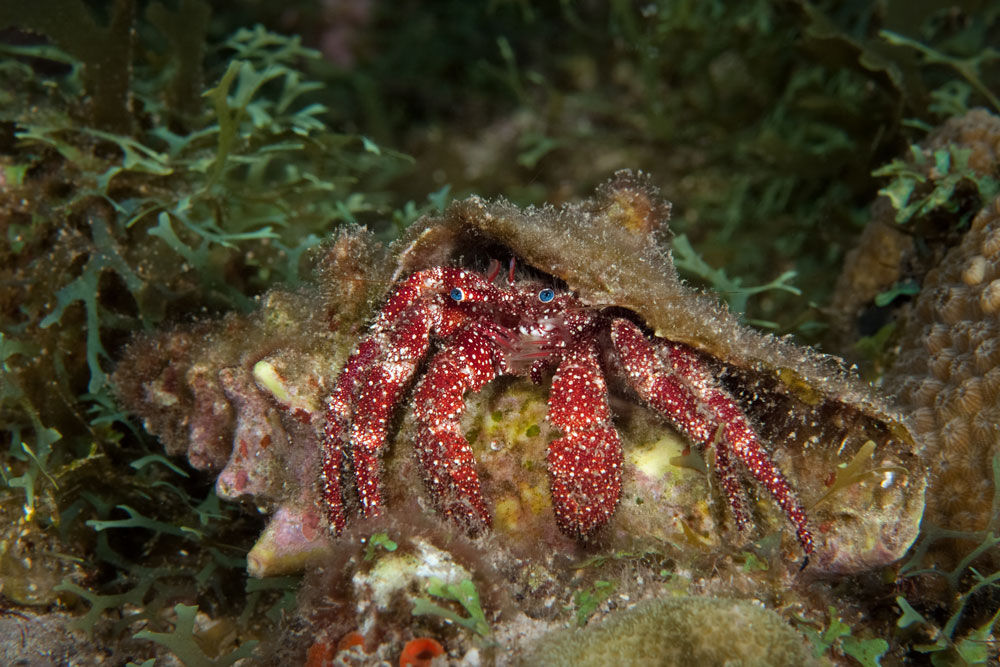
[114,172,923,580]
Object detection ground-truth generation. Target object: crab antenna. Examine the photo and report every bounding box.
[486,258,502,283]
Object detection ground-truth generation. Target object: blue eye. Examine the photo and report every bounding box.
[450,287,465,302]
[538,288,555,303]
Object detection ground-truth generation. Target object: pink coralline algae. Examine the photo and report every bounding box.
[114,171,924,576]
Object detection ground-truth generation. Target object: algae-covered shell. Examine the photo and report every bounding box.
[115,172,925,575]
[393,171,924,572]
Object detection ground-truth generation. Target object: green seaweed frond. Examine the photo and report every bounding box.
[50,456,255,640]
[809,440,908,511]
[671,234,801,323]
[363,532,398,561]
[873,280,921,307]
[573,580,615,627]
[55,579,158,635]
[873,145,1000,226]
[134,603,259,667]
[1,402,62,521]
[879,30,1000,114]
[896,595,1000,665]
[412,577,491,638]
[35,215,144,394]
[796,606,889,666]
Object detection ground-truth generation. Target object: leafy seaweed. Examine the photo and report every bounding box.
[879,30,1000,114]
[796,605,889,666]
[134,603,259,667]
[412,577,491,638]
[672,233,801,323]
[55,579,157,635]
[363,532,398,561]
[573,580,616,627]
[809,440,908,510]
[896,594,1000,665]
[873,145,1000,225]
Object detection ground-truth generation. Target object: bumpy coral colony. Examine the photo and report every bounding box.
[320,260,815,554]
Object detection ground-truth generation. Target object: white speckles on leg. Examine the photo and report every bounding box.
[546,340,623,536]
[610,317,814,554]
[410,324,505,529]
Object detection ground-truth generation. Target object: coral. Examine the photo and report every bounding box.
[518,596,816,666]
[884,196,1000,542]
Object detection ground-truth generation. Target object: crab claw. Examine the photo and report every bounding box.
[547,425,623,537]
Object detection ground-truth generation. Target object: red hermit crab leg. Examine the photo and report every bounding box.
[322,337,380,533]
[411,323,506,531]
[321,268,455,533]
[545,339,624,537]
[609,319,814,554]
[605,319,751,530]
[344,306,439,523]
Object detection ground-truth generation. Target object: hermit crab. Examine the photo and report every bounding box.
[116,170,924,575]
[320,170,924,561]
[321,263,815,553]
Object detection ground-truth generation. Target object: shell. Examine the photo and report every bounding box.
[382,170,922,572]
[114,171,924,577]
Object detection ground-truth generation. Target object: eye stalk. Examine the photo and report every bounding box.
[538,288,555,303]
[450,287,466,302]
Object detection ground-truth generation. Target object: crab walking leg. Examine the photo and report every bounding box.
[610,319,814,554]
[322,337,381,533]
[706,425,752,531]
[411,325,505,530]
[546,340,624,537]
[608,319,750,529]
[320,269,453,532]
[327,302,441,531]
[662,340,814,554]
